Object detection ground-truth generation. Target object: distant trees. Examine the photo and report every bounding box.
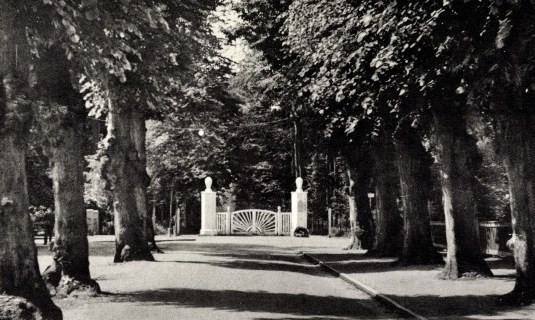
[146,57,243,224]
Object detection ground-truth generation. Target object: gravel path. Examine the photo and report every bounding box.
[37,236,401,320]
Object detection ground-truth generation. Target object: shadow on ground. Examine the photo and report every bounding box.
[167,258,332,277]
[309,253,443,274]
[108,288,398,319]
[156,242,284,254]
[388,294,535,319]
[309,252,516,278]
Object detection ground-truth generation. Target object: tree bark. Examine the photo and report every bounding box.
[367,132,402,257]
[34,45,100,295]
[496,115,535,305]
[47,125,100,294]
[0,79,62,318]
[146,213,163,253]
[432,112,492,279]
[292,118,303,178]
[394,120,443,265]
[492,3,535,305]
[104,104,154,262]
[345,169,360,250]
[0,4,62,318]
[0,110,62,319]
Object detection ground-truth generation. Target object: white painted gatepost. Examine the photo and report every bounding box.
[200,177,307,236]
[199,177,218,236]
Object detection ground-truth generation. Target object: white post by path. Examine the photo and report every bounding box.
[291,177,308,235]
[200,177,217,236]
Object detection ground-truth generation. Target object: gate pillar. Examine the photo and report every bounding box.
[291,177,308,235]
[200,177,217,236]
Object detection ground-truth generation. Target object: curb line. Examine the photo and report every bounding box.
[301,252,428,320]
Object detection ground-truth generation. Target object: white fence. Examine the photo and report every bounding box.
[216,211,228,235]
[278,211,291,235]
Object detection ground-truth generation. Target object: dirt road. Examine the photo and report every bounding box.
[37,236,401,319]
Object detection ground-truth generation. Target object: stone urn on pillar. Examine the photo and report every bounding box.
[291,177,308,235]
[200,177,217,236]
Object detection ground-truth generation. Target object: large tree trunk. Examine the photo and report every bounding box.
[0,130,61,320]
[432,112,492,279]
[0,3,62,318]
[0,91,62,319]
[496,115,535,305]
[47,125,100,294]
[35,45,100,295]
[367,132,402,257]
[394,120,443,265]
[104,104,154,262]
[493,3,535,305]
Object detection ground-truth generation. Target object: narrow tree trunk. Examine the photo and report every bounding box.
[394,121,443,265]
[104,104,154,262]
[292,118,303,178]
[357,186,375,249]
[496,115,535,305]
[183,202,188,232]
[432,113,492,279]
[345,168,360,250]
[367,133,402,257]
[146,212,163,253]
[344,151,375,250]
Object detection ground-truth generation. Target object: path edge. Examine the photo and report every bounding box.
[301,252,428,320]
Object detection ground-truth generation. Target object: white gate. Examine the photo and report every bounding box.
[215,207,291,235]
[231,209,277,235]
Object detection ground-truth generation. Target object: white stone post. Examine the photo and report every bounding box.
[225,206,231,235]
[291,177,308,235]
[200,177,217,236]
